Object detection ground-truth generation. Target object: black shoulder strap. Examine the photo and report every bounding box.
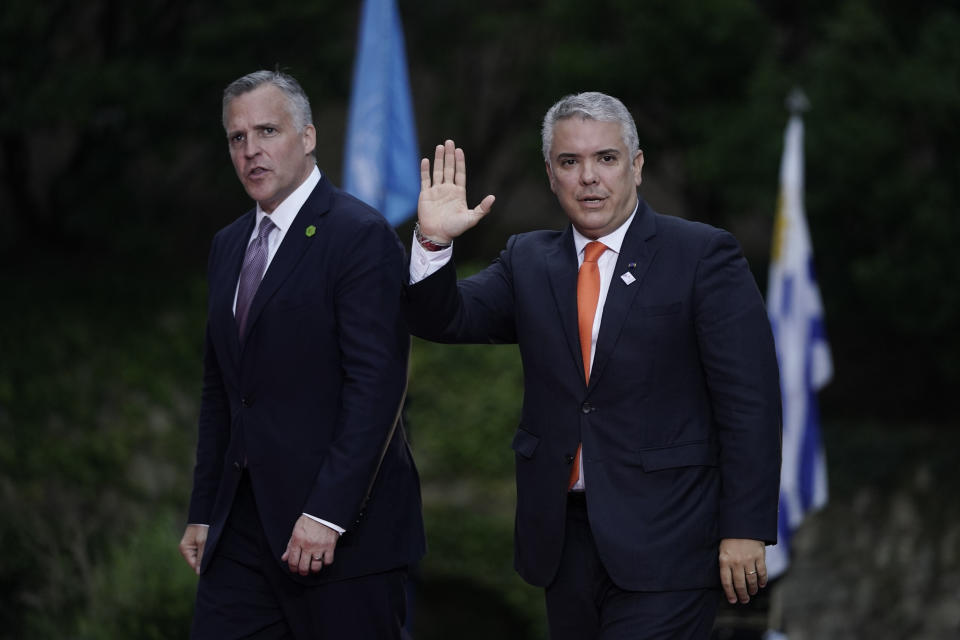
[358,338,411,513]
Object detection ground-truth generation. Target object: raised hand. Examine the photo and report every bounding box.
[417,139,496,244]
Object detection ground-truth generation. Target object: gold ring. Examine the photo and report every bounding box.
[746,570,757,575]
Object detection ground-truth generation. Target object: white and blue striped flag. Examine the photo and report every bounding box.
[343,0,420,226]
[765,94,833,581]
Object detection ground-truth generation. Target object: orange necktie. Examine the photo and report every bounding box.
[569,241,607,490]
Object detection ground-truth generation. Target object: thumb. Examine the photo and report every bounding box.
[473,194,496,218]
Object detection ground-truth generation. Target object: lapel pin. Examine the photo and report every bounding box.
[305,225,316,237]
[620,271,636,285]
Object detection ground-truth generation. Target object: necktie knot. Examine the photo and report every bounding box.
[583,241,607,264]
[256,216,276,241]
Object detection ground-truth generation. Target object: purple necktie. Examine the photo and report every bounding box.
[235,216,276,337]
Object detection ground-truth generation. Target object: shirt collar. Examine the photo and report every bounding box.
[572,200,639,258]
[254,165,322,233]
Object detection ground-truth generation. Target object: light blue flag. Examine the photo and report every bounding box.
[343,0,420,226]
[765,93,833,581]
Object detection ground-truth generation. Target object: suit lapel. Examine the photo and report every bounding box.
[589,200,659,388]
[239,179,332,346]
[545,227,586,383]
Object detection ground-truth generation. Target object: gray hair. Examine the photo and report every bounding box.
[222,70,313,133]
[541,92,640,163]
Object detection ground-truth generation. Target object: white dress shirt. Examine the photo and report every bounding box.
[232,166,321,313]
[409,203,639,490]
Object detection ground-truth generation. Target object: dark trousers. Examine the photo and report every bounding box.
[191,472,407,639]
[544,492,720,640]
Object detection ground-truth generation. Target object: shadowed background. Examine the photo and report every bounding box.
[1,1,958,638]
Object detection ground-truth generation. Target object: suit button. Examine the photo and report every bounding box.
[565,454,575,464]
[233,461,242,471]
[241,395,251,407]
[581,402,594,414]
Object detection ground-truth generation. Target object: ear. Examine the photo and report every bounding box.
[633,150,644,186]
[545,161,558,194]
[302,124,317,156]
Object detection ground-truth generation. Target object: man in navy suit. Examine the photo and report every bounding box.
[178,70,424,639]
[405,92,781,638]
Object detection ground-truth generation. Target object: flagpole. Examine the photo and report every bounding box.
[765,85,832,585]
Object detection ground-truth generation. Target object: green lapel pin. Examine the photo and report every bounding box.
[305,225,316,237]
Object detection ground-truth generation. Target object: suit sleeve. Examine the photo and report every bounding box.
[693,229,782,544]
[188,237,232,525]
[404,236,519,344]
[300,218,410,530]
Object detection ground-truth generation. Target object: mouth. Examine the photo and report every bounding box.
[247,166,270,178]
[579,195,607,207]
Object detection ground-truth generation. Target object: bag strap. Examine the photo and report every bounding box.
[358,338,411,515]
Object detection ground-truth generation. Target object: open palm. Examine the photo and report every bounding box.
[417,139,496,244]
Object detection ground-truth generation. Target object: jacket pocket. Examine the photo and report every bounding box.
[638,440,718,472]
[511,427,540,459]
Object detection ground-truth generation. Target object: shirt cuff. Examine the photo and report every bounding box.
[303,512,345,535]
[409,231,453,284]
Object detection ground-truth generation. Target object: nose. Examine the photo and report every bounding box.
[242,137,260,158]
[580,160,598,184]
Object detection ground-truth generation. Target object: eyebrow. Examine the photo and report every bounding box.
[227,123,282,138]
[556,148,621,159]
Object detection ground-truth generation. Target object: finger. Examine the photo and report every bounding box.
[720,566,737,604]
[297,548,313,576]
[432,144,444,186]
[310,554,324,573]
[473,194,496,218]
[286,545,301,573]
[196,540,206,575]
[442,140,456,183]
[455,147,466,187]
[420,157,431,190]
[745,568,760,595]
[757,559,768,589]
[179,543,196,569]
[733,571,750,603]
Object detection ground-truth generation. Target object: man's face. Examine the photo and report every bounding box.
[545,118,643,240]
[225,84,316,213]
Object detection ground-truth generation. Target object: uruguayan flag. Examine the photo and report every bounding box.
[765,102,833,580]
[343,0,420,226]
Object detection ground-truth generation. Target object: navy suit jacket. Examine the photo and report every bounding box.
[188,175,425,584]
[405,198,781,591]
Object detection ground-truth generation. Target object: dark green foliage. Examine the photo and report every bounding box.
[1,0,958,637]
[0,266,205,638]
[72,515,197,640]
[407,331,547,635]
